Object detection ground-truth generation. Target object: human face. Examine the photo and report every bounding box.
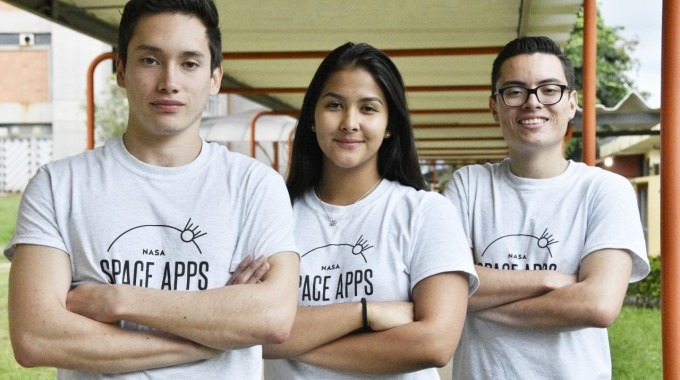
[490,53,577,155]
[314,68,389,175]
[117,13,222,141]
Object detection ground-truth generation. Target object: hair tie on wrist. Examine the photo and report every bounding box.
[361,297,371,332]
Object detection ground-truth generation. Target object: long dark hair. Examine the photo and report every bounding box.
[286,42,427,203]
[118,0,222,72]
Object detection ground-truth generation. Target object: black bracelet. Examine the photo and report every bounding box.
[361,297,370,332]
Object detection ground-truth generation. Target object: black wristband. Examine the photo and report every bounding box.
[361,297,370,332]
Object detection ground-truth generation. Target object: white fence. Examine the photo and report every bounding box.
[0,137,52,193]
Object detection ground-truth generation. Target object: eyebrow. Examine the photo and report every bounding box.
[134,44,206,59]
[500,78,567,87]
[320,92,385,105]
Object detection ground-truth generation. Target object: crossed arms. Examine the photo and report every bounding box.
[468,248,633,330]
[8,244,299,373]
[263,271,470,374]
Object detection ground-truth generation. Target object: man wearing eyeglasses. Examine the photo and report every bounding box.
[444,36,649,379]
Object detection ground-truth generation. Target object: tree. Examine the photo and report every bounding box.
[563,7,641,161]
[95,73,128,145]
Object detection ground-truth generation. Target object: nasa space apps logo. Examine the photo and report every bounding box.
[476,228,559,271]
[100,219,211,290]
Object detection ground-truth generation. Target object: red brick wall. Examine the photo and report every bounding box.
[0,50,49,102]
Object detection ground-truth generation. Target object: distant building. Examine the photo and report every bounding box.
[0,1,111,192]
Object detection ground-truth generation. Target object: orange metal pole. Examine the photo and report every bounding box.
[661,1,680,378]
[222,84,490,95]
[582,0,597,166]
[249,111,298,158]
[86,52,117,150]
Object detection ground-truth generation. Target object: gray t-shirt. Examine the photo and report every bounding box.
[6,137,298,379]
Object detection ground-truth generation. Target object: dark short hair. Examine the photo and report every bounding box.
[491,36,575,93]
[286,42,427,203]
[118,0,222,72]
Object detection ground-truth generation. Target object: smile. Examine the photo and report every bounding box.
[519,117,548,125]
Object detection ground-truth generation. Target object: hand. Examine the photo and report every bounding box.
[226,255,270,285]
[366,301,414,331]
[66,283,121,323]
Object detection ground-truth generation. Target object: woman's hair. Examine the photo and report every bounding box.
[286,42,427,203]
[118,0,222,72]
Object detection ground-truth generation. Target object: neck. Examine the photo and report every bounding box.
[122,130,202,167]
[317,168,382,206]
[508,149,569,179]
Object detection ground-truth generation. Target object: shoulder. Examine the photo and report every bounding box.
[569,161,633,189]
[205,141,283,182]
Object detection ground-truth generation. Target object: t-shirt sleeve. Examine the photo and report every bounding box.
[409,193,479,295]
[4,166,67,261]
[583,172,650,282]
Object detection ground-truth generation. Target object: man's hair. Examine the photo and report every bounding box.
[118,0,222,72]
[491,36,576,93]
[286,42,428,204]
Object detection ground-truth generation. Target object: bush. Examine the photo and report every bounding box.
[625,255,661,308]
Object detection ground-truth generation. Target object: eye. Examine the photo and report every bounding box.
[361,104,379,113]
[504,87,526,97]
[540,86,561,95]
[183,61,200,69]
[142,57,159,65]
[325,101,343,110]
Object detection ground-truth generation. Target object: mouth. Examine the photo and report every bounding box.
[151,100,185,112]
[518,117,548,126]
[334,138,363,148]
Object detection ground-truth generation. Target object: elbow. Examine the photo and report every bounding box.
[261,307,296,344]
[11,333,47,368]
[417,333,457,368]
[584,302,622,328]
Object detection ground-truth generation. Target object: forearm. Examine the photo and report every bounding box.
[474,250,633,330]
[295,272,469,374]
[468,266,576,312]
[11,313,216,373]
[9,245,217,373]
[264,303,364,359]
[296,321,452,374]
[88,252,299,349]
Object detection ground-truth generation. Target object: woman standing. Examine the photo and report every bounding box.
[264,42,478,379]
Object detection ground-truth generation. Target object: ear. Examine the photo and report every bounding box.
[116,58,126,88]
[210,65,223,95]
[384,130,391,139]
[568,90,578,119]
[489,95,499,123]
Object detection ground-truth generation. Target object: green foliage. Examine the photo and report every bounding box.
[0,194,21,250]
[626,255,661,308]
[95,73,128,144]
[564,8,638,108]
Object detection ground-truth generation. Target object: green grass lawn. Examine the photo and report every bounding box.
[0,193,664,378]
[610,306,662,378]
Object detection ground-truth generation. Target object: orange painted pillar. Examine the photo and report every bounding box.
[581,0,597,166]
[661,1,680,378]
[86,52,117,150]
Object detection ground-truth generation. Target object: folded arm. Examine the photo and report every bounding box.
[473,249,633,330]
[66,251,300,350]
[9,244,219,373]
[294,272,470,374]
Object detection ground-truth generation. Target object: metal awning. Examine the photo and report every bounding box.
[5,0,583,165]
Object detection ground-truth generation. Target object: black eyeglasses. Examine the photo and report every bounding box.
[494,84,571,107]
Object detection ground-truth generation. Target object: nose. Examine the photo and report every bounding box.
[340,109,359,132]
[158,65,179,93]
[522,91,542,108]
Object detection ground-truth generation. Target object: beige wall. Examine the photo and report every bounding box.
[0,50,49,103]
[632,175,660,258]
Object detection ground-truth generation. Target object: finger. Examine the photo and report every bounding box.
[227,255,255,285]
[246,258,270,284]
